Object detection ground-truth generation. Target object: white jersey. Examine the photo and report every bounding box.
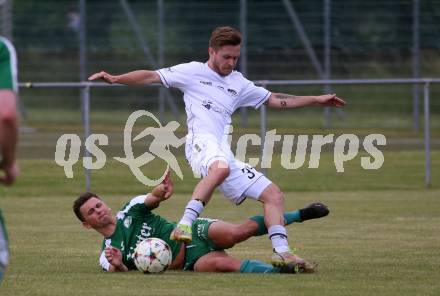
[156,62,270,140]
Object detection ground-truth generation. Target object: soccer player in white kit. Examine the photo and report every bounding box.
[89,26,345,271]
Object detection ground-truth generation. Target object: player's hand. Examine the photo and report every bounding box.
[88,71,117,84]
[316,94,346,107]
[0,161,19,186]
[105,247,123,267]
[151,171,173,200]
[162,170,173,199]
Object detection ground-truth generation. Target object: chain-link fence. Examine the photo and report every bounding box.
[1,0,438,192]
[2,0,438,123]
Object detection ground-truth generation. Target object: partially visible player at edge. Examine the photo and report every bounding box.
[73,172,330,273]
[0,36,20,283]
[88,26,345,270]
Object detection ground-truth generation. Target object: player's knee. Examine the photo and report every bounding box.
[209,164,230,184]
[276,189,284,203]
[261,185,284,207]
[0,109,17,126]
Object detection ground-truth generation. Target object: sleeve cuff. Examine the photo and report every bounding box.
[254,91,271,109]
[156,70,170,88]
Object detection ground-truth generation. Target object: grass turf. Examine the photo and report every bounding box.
[0,189,439,296]
[0,107,439,295]
[0,149,439,295]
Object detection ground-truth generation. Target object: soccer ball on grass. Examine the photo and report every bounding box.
[133,238,172,273]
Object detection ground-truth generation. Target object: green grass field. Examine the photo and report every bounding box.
[1,151,439,295]
[1,108,439,295]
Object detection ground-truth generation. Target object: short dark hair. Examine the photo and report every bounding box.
[73,192,100,222]
[209,26,242,50]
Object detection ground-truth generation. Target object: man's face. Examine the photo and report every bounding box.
[80,197,113,229]
[209,45,241,76]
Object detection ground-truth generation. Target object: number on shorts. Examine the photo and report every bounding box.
[241,166,255,179]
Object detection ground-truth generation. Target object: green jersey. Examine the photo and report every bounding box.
[0,36,18,91]
[99,195,181,271]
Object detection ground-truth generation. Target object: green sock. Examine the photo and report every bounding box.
[284,210,302,224]
[249,215,267,236]
[249,210,302,236]
[239,260,280,273]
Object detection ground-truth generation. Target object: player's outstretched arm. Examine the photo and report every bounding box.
[88,70,161,86]
[144,171,174,208]
[105,247,129,272]
[266,92,346,109]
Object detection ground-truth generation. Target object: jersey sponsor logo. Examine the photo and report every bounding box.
[199,80,212,86]
[166,67,175,73]
[135,222,152,246]
[202,100,212,110]
[196,223,206,238]
[227,88,238,96]
[201,100,231,117]
[216,85,224,90]
[123,216,132,228]
[194,143,202,152]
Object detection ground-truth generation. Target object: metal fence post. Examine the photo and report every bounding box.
[81,85,91,191]
[260,85,267,175]
[240,0,248,127]
[423,81,431,187]
[412,0,420,131]
[324,0,332,128]
[158,0,165,122]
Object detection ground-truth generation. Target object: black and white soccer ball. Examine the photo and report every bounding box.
[133,238,172,273]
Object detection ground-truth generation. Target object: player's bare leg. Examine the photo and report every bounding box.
[208,202,329,249]
[258,184,317,273]
[170,160,230,242]
[207,220,258,249]
[193,251,301,274]
[193,251,241,272]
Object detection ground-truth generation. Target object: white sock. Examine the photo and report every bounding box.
[178,199,205,226]
[268,225,290,253]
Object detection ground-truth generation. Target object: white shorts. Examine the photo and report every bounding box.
[186,134,272,205]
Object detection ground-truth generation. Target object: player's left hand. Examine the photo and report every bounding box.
[105,246,123,268]
[316,94,346,107]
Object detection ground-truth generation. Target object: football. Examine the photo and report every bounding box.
[133,238,172,273]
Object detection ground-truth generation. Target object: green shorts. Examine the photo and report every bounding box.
[183,218,223,271]
[0,209,9,282]
[0,37,17,91]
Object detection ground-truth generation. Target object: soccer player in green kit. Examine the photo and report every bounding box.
[0,36,19,283]
[73,173,329,274]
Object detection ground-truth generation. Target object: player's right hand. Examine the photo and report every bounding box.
[88,71,117,84]
[151,171,173,200]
